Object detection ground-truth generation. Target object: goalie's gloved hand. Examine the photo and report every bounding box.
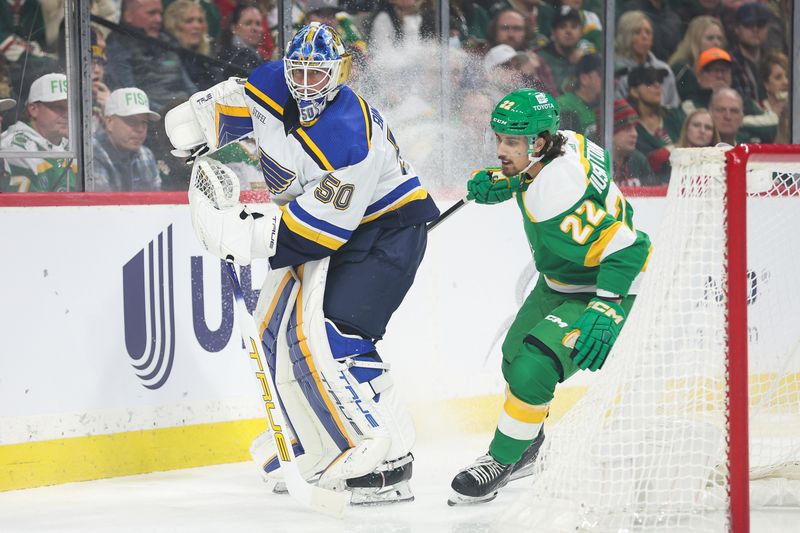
[565,297,626,371]
[189,190,280,266]
[466,168,520,205]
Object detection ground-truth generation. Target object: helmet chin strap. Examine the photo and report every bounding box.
[522,135,543,174]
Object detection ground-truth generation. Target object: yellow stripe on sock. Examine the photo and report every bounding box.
[503,387,549,424]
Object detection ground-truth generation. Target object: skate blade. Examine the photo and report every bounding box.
[508,464,534,482]
[446,490,498,506]
[350,481,415,506]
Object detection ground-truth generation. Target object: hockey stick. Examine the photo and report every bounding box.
[426,197,471,232]
[224,261,349,517]
[190,157,347,517]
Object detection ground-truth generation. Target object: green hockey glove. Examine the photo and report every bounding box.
[466,168,520,205]
[565,298,626,372]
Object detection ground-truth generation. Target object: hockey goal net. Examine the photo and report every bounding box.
[497,145,800,532]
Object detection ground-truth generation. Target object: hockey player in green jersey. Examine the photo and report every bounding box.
[448,89,652,505]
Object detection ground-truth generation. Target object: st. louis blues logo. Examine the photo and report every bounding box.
[123,225,176,389]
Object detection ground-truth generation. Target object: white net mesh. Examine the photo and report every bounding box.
[497,146,800,532]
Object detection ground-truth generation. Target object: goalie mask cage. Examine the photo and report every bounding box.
[497,144,800,533]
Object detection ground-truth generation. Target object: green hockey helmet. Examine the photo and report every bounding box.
[491,89,560,138]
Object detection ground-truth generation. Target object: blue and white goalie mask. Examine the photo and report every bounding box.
[284,23,352,125]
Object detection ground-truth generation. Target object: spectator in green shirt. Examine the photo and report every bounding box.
[627,65,685,184]
[0,73,77,192]
[557,52,601,137]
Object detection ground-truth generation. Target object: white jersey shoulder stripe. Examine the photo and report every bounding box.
[523,153,588,222]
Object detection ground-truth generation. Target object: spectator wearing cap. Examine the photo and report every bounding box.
[105,0,198,111]
[620,0,683,61]
[683,46,773,143]
[0,73,78,192]
[557,53,601,136]
[559,0,603,53]
[668,16,726,101]
[614,11,679,109]
[611,98,657,187]
[538,6,584,94]
[482,44,535,102]
[729,2,773,103]
[627,65,685,183]
[92,87,161,191]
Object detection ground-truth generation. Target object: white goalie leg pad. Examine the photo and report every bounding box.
[188,158,280,266]
[297,260,416,488]
[164,77,250,153]
[250,266,343,486]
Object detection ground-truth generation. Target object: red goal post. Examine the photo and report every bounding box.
[726,144,800,532]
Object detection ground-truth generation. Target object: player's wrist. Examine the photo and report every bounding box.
[596,289,621,303]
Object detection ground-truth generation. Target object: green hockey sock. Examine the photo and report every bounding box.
[489,428,532,465]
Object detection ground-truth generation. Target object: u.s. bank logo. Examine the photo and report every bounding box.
[123,225,176,389]
[122,225,262,389]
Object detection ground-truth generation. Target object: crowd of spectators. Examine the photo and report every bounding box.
[0,0,794,192]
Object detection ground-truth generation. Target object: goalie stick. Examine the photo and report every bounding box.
[190,156,348,517]
[225,261,349,517]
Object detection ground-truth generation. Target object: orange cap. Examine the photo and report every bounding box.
[696,48,732,73]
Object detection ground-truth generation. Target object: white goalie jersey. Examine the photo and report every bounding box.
[181,60,439,268]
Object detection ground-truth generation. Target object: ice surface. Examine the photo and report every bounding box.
[1,435,797,532]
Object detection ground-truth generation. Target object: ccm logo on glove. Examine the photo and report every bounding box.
[585,300,624,324]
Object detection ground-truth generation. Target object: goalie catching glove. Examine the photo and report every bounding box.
[564,297,626,371]
[467,169,521,205]
[188,157,281,266]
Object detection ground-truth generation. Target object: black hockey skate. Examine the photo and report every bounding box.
[448,453,514,506]
[448,428,545,506]
[345,453,415,505]
[507,426,545,483]
[268,454,415,505]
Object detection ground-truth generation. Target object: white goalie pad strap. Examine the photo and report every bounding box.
[165,77,250,152]
[365,372,393,396]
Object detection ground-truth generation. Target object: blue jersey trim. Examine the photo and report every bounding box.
[364,177,422,217]
[245,60,289,120]
[293,88,371,170]
[286,201,352,241]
